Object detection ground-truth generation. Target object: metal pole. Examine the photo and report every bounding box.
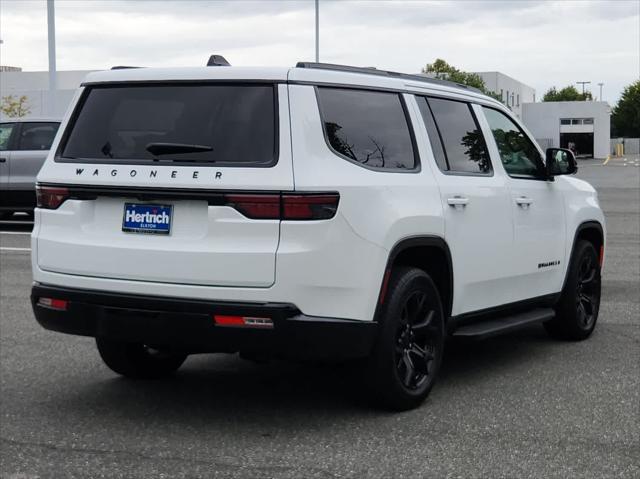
[315,0,319,62]
[598,83,604,101]
[47,0,57,113]
[576,81,590,96]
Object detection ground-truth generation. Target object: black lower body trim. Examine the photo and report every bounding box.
[31,285,376,360]
[447,293,560,334]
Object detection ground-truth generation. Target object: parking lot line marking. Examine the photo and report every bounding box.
[0,247,31,252]
[0,231,31,236]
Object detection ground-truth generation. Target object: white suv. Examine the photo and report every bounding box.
[31,59,605,410]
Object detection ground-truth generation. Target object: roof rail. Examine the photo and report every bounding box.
[295,62,482,94]
[110,66,142,70]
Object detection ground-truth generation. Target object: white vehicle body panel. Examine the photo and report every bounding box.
[32,65,605,324]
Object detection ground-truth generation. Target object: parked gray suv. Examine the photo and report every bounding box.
[0,118,60,218]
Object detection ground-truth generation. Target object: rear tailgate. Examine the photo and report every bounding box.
[36,80,293,288]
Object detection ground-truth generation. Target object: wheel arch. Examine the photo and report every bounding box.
[562,220,604,291]
[378,236,454,320]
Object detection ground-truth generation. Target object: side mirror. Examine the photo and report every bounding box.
[546,148,578,178]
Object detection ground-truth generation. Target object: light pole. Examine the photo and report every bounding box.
[315,0,319,62]
[47,0,57,113]
[576,81,590,97]
[598,83,604,101]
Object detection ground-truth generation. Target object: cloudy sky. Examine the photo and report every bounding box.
[0,0,638,104]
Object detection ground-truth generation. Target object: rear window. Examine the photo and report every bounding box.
[317,87,417,171]
[60,84,277,166]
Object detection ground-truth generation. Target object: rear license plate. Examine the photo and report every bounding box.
[122,203,173,235]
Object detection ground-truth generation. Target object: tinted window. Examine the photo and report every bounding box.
[317,87,416,170]
[62,84,276,166]
[427,98,491,174]
[18,122,59,151]
[415,97,447,171]
[0,123,15,151]
[482,107,543,178]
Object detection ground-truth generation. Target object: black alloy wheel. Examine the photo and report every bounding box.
[575,250,600,330]
[367,267,445,411]
[545,240,601,340]
[395,291,439,390]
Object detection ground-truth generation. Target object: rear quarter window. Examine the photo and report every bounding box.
[316,87,417,171]
[60,84,277,166]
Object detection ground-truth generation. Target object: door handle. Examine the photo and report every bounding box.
[447,196,469,208]
[0,158,6,163]
[515,196,533,207]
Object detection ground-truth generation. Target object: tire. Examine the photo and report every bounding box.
[545,240,601,340]
[366,267,445,411]
[96,338,187,379]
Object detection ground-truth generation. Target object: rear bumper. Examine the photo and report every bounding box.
[31,284,377,360]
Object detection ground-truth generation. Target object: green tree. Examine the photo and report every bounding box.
[0,95,31,117]
[611,80,640,138]
[422,59,503,103]
[542,86,593,102]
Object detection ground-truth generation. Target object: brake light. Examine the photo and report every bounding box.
[37,297,68,311]
[36,185,70,209]
[224,194,280,219]
[282,193,339,220]
[223,193,339,220]
[213,315,274,329]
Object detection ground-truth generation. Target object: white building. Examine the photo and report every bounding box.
[0,69,96,119]
[473,71,536,119]
[522,101,611,159]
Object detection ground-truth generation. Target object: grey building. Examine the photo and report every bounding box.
[473,71,536,119]
[522,101,611,159]
[0,69,96,119]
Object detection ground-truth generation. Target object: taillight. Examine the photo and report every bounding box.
[224,194,280,219]
[36,185,70,209]
[282,193,339,220]
[223,192,339,220]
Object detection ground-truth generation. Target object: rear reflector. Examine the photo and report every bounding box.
[599,245,604,266]
[223,192,339,220]
[36,185,70,210]
[213,315,274,329]
[37,297,68,311]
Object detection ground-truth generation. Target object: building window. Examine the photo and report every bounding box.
[500,89,504,101]
[583,118,594,125]
[517,94,520,107]
[560,119,571,125]
[571,119,582,125]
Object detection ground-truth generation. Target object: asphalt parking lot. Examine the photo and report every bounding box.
[1,158,638,478]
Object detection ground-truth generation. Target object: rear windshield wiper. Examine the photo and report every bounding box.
[146,142,213,156]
